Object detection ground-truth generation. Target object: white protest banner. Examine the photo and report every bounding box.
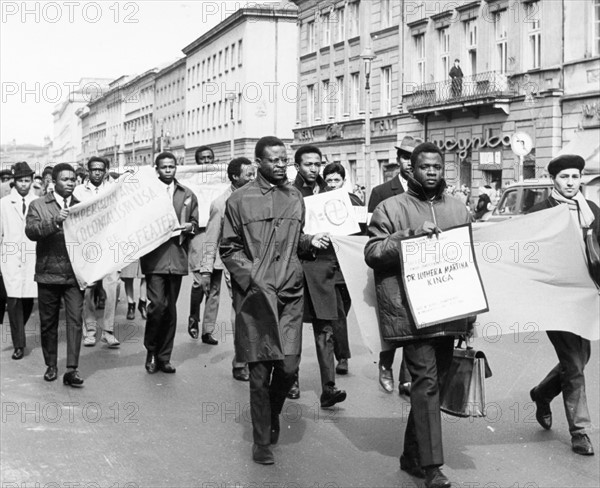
[64,167,179,288]
[175,164,229,227]
[304,188,360,236]
[399,224,489,328]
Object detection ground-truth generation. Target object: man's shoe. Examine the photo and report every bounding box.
[126,303,135,320]
[188,316,199,339]
[271,415,280,445]
[145,352,157,374]
[252,444,274,465]
[320,384,347,408]
[233,368,249,381]
[12,348,24,360]
[137,299,147,319]
[572,433,595,456]
[287,380,300,399]
[379,364,394,393]
[63,370,84,387]
[101,332,120,348]
[83,336,96,347]
[43,365,58,382]
[530,387,552,430]
[158,361,176,374]
[424,466,451,488]
[201,333,218,345]
[399,382,411,397]
[400,453,425,479]
[336,358,348,375]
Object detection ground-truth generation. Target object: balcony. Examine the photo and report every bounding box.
[404,71,514,119]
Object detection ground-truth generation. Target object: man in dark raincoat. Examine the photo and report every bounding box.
[220,136,327,465]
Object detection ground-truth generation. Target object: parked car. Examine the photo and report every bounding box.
[482,174,600,223]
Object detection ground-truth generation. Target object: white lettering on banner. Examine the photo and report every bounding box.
[63,167,179,287]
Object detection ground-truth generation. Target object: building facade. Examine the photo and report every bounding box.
[182,6,299,164]
[153,58,186,164]
[292,0,600,199]
[52,77,111,166]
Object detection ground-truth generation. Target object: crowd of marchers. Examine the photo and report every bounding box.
[1,136,597,488]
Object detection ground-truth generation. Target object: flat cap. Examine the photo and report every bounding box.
[547,154,585,176]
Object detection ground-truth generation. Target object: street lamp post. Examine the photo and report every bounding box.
[226,93,236,160]
[113,133,118,168]
[132,125,137,166]
[361,47,376,200]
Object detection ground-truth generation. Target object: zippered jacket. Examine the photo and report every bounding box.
[364,177,472,344]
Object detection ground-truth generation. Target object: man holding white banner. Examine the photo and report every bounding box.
[141,152,199,375]
[365,142,472,488]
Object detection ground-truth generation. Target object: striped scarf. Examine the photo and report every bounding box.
[551,188,595,229]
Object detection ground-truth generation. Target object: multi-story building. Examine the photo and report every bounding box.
[51,77,111,166]
[292,0,600,197]
[0,139,52,173]
[84,75,131,169]
[292,0,402,190]
[121,69,158,167]
[153,58,186,164]
[182,6,299,164]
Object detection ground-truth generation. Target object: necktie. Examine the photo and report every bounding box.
[64,198,68,209]
[22,198,26,215]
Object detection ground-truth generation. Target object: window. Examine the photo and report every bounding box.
[350,72,360,118]
[348,1,359,38]
[335,7,345,42]
[224,47,229,72]
[415,34,426,84]
[218,50,223,75]
[205,57,210,81]
[307,84,315,124]
[465,19,477,76]
[238,40,243,66]
[321,80,330,120]
[494,10,508,73]
[381,0,392,29]
[212,54,217,78]
[380,67,392,114]
[335,76,345,120]
[231,43,236,69]
[349,160,357,187]
[307,20,316,51]
[595,0,600,55]
[439,28,450,80]
[322,12,330,47]
[526,2,541,69]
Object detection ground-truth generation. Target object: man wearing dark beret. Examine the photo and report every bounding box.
[528,153,599,456]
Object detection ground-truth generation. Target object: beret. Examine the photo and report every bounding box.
[547,154,585,176]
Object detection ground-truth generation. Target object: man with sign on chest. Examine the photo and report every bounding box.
[365,142,472,488]
[292,145,347,408]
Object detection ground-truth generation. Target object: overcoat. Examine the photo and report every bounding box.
[293,174,344,321]
[0,188,38,297]
[364,177,472,344]
[220,173,312,362]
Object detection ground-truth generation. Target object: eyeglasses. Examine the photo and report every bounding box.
[262,157,289,166]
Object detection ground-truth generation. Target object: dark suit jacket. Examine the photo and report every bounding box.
[140,179,199,275]
[292,174,344,321]
[368,175,405,213]
[25,192,80,286]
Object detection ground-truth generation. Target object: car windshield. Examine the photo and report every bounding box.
[522,187,550,213]
[496,190,518,215]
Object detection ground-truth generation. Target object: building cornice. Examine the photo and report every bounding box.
[182,7,298,55]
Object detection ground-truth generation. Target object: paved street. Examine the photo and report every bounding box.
[1,275,598,488]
